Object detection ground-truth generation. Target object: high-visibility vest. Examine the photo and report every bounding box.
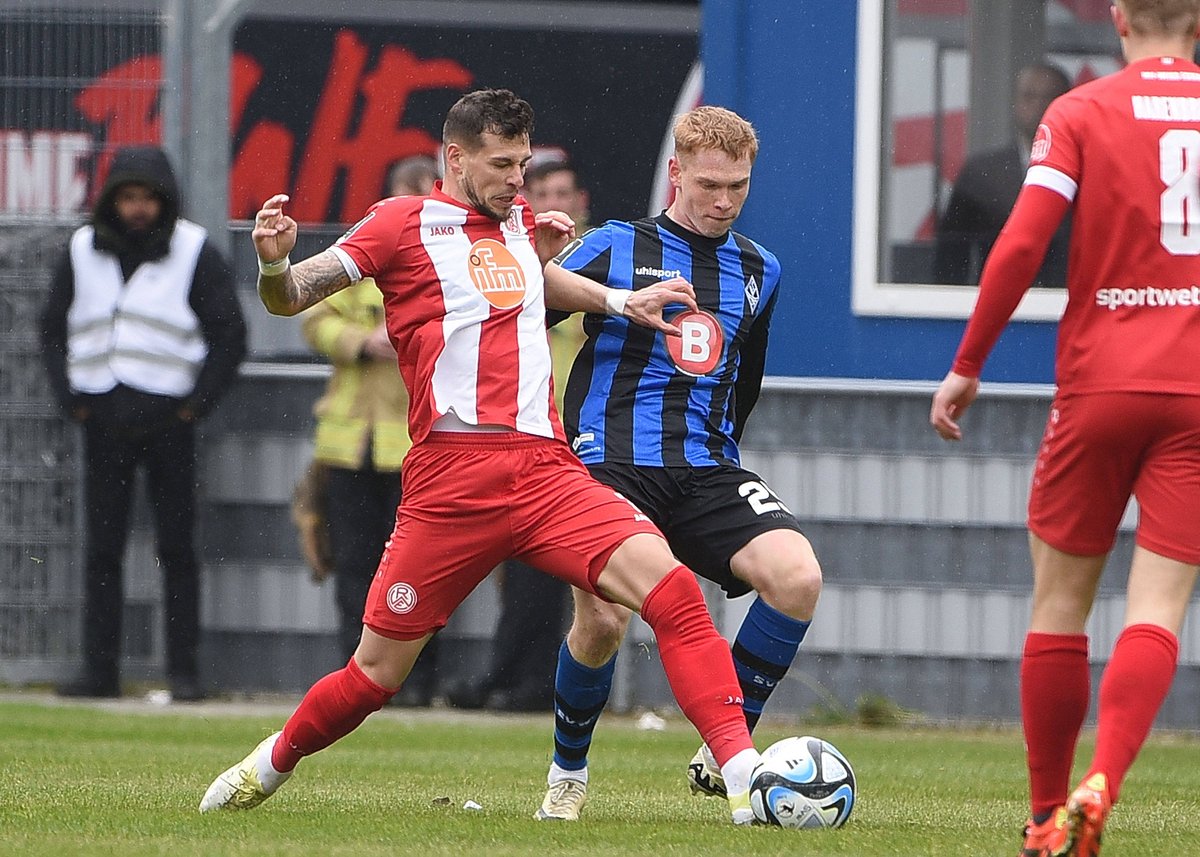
[66,219,207,398]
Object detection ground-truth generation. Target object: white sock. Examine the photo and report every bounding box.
[548,761,588,787]
[720,747,760,796]
[254,733,291,792]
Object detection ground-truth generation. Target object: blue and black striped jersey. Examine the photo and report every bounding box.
[554,213,780,467]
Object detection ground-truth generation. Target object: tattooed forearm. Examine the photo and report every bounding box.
[258,250,353,316]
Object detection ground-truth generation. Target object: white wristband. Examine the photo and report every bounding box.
[258,255,290,277]
[604,288,629,317]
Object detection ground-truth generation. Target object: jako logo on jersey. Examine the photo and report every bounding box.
[1031,123,1052,162]
[467,238,526,309]
[745,275,760,312]
[386,582,417,614]
[665,309,723,376]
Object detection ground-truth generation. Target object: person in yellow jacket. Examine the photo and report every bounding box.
[300,279,438,705]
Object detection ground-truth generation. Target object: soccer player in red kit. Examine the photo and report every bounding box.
[931,3,1200,855]
[199,89,761,824]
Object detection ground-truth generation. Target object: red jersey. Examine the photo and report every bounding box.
[955,56,1200,395]
[332,183,563,445]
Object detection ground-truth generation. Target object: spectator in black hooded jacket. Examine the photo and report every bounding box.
[39,145,246,701]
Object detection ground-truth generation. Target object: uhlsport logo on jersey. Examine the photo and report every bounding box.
[468,238,526,309]
[386,582,418,614]
[665,309,723,376]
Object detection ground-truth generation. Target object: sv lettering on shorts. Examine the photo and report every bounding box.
[739,480,792,516]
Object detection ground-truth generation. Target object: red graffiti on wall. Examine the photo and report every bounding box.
[75,54,163,191]
[73,29,472,222]
[288,31,472,222]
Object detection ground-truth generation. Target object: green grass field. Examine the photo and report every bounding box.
[2,695,1199,856]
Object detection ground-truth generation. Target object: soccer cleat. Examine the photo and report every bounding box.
[687,744,727,799]
[535,779,587,821]
[1019,806,1067,856]
[199,731,291,812]
[728,788,755,826]
[1056,773,1112,857]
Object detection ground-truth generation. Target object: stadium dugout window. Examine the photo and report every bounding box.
[851,0,1119,320]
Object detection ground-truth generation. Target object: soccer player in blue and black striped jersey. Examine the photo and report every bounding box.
[535,106,823,821]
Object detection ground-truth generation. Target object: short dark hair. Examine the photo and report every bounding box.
[443,89,535,151]
[1020,62,1071,95]
[525,160,578,188]
[388,155,439,195]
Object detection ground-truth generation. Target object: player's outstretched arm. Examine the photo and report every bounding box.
[625,277,699,336]
[543,264,697,337]
[930,371,980,441]
[253,194,352,316]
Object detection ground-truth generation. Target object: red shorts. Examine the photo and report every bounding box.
[363,432,663,639]
[1028,392,1200,563]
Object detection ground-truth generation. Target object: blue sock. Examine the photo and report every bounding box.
[732,597,810,732]
[551,640,616,772]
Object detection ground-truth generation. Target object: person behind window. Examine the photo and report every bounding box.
[934,62,1073,286]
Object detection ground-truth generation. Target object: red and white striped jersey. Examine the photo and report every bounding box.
[332,183,563,445]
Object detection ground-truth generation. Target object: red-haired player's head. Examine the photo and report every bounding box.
[666,106,758,239]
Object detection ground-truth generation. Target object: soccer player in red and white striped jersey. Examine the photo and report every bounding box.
[932,3,1200,854]
[200,89,762,824]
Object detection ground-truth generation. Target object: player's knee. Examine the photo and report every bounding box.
[750,550,822,620]
[567,604,629,665]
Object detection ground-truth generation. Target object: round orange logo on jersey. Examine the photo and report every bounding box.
[468,238,526,309]
[665,309,723,376]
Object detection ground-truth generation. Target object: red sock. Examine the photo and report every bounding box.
[1089,623,1178,802]
[272,658,394,772]
[1022,632,1089,819]
[640,566,753,768]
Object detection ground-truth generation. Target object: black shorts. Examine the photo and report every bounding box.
[587,462,806,599]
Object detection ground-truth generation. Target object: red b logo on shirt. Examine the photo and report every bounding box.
[468,238,526,309]
[665,310,723,376]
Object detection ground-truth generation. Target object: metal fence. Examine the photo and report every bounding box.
[0,4,162,224]
[0,224,82,683]
[0,2,163,683]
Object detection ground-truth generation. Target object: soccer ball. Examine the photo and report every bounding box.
[748,735,856,829]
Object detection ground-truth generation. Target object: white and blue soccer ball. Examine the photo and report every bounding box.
[748,735,856,829]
